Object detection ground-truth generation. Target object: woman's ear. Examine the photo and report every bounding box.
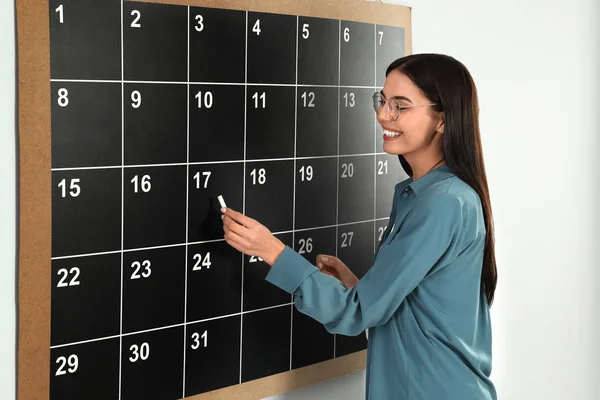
[435,113,445,134]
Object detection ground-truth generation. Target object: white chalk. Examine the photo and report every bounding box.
[217,195,227,209]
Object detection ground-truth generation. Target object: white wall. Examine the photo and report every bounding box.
[1,1,598,400]
[268,0,600,399]
[1,0,16,398]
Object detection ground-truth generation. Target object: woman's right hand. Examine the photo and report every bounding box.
[315,254,359,289]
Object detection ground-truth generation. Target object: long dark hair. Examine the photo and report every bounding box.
[386,54,497,306]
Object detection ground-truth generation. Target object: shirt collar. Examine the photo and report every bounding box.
[396,163,455,195]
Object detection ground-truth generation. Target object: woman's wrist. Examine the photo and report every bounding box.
[262,235,286,267]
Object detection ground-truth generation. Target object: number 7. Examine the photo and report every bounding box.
[378,31,384,45]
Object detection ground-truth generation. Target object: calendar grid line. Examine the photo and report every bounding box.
[50,302,295,350]
[239,9,249,385]
[374,23,378,257]
[118,0,124,398]
[289,14,299,372]
[50,78,377,90]
[182,5,191,397]
[370,24,378,345]
[50,152,391,171]
[50,217,391,260]
[333,19,341,359]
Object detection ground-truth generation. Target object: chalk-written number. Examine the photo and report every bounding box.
[193,171,211,189]
[298,238,313,254]
[193,252,211,270]
[131,175,151,193]
[341,163,354,178]
[55,5,64,23]
[131,10,141,28]
[55,354,78,376]
[378,226,387,242]
[250,168,266,185]
[131,260,151,279]
[58,178,80,198]
[129,343,149,362]
[341,231,354,247]
[57,267,80,287]
[377,160,388,175]
[191,331,208,349]
[299,165,313,181]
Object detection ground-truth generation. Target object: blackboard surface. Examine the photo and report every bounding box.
[17,0,411,399]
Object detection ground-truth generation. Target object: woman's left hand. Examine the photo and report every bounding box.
[221,207,285,266]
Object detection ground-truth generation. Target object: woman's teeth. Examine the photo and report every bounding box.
[384,129,402,137]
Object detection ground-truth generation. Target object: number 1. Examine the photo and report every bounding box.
[55,5,64,23]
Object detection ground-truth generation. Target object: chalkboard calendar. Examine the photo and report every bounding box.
[45,0,409,398]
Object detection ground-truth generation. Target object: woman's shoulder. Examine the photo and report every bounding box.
[416,175,485,240]
[420,173,481,210]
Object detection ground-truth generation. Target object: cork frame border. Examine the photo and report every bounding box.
[15,0,411,399]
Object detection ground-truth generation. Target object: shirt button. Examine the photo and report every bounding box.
[403,192,408,198]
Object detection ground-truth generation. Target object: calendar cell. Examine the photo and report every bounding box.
[291,227,337,368]
[294,227,337,264]
[376,154,408,219]
[246,86,296,160]
[241,306,291,382]
[296,86,338,158]
[121,326,184,400]
[51,253,121,346]
[189,84,245,163]
[243,233,293,312]
[340,21,375,87]
[337,221,375,280]
[339,88,376,155]
[335,221,373,358]
[297,16,339,86]
[51,82,121,169]
[376,25,406,87]
[292,307,335,369]
[376,117,384,151]
[123,2,187,82]
[123,166,187,249]
[52,169,121,257]
[245,160,294,233]
[184,316,241,396]
[189,7,246,83]
[247,12,296,84]
[338,155,375,224]
[335,329,368,358]
[186,240,242,322]
[294,227,336,265]
[49,0,121,80]
[50,338,120,400]
[124,83,187,165]
[294,158,338,230]
[122,246,186,333]
[188,162,244,243]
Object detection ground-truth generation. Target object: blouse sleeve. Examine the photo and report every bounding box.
[264,194,466,336]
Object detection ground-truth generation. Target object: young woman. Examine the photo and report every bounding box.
[221,53,498,400]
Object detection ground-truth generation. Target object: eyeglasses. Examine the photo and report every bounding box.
[372,92,437,121]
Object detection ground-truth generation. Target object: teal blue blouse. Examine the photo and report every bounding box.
[265,164,497,400]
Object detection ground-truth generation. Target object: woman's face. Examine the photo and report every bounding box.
[377,70,444,157]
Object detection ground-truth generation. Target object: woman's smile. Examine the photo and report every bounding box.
[383,128,403,141]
